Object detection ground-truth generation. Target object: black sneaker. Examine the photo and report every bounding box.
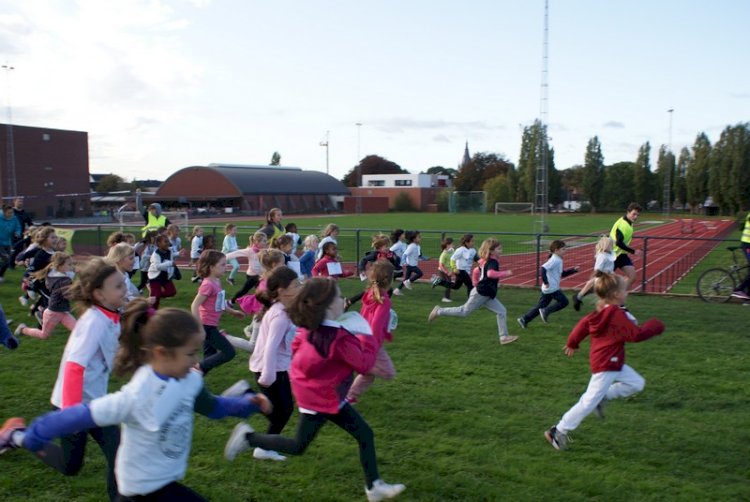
[594,398,608,419]
[517,317,527,329]
[538,308,548,323]
[544,426,568,450]
[573,295,582,312]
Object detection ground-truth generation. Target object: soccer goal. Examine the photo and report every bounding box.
[116,211,190,232]
[494,202,535,215]
[448,191,487,213]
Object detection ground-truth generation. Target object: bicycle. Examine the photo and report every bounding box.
[696,246,750,303]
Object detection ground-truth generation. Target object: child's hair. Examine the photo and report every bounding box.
[156,227,168,236]
[404,230,419,244]
[191,226,203,238]
[67,258,119,310]
[142,230,158,244]
[274,234,293,250]
[32,251,72,282]
[155,234,170,248]
[549,239,566,253]
[390,229,404,244]
[106,231,125,248]
[252,231,268,246]
[441,237,454,250]
[478,238,500,260]
[287,277,339,356]
[321,223,339,237]
[34,226,56,246]
[459,234,474,247]
[303,234,319,251]
[1,203,11,213]
[285,223,297,233]
[593,271,625,301]
[122,233,136,244]
[321,241,337,256]
[197,249,225,278]
[371,234,390,250]
[224,223,236,234]
[116,299,202,378]
[367,260,394,304]
[203,234,216,250]
[166,224,180,236]
[259,248,285,273]
[106,242,135,267]
[595,235,614,255]
[256,265,300,311]
[266,208,282,224]
[55,237,67,252]
[627,202,643,213]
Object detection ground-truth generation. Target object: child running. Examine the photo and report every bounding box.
[432,234,476,297]
[0,299,271,501]
[428,238,518,345]
[348,234,400,307]
[222,223,240,286]
[518,240,578,328]
[388,229,406,279]
[544,272,665,450]
[106,243,144,305]
[148,234,178,309]
[226,231,268,304]
[312,241,352,279]
[431,236,455,303]
[134,230,157,293]
[346,260,398,404]
[298,235,319,278]
[191,250,245,375]
[224,277,406,502]
[315,223,340,260]
[572,235,616,311]
[392,230,424,296]
[2,258,126,500]
[189,226,204,283]
[15,252,76,340]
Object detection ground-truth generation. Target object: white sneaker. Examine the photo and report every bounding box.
[13,323,26,337]
[403,279,412,290]
[253,447,287,461]
[366,479,406,502]
[499,335,518,345]
[441,298,453,303]
[27,291,37,300]
[18,296,28,307]
[243,324,254,339]
[428,306,439,323]
[221,379,251,397]
[392,288,403,296]
[224,422,254,461]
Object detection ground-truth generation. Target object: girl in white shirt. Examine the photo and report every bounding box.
[393,231,424,295]
[1,299,270,501]
[573,235,616,311]
[315,223,340,261]
[222,223,240,286]
[388,229,407,276]
[434,234,476,297]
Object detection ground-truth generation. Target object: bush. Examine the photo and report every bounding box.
[393,192,416,212]
[435,190,450,212]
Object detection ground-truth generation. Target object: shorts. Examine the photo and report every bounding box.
[614,253,633,270]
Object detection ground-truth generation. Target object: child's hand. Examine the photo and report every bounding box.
[564,346,576,357]
[147,296,157,305]
[250,393,273,414]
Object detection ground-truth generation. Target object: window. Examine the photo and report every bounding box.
[368,180,385,187]
[42,133,50,141]
[395,179,412,186]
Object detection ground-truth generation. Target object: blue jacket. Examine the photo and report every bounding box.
[0,215,21,246]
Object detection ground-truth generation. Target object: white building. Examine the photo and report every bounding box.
[360,173,451,188]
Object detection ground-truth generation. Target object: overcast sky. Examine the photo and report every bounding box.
[0,0,747,183]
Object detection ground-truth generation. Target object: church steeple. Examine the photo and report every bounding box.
[462,141,471,167]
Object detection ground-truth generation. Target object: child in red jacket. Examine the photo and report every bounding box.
[544,271,665,451]
[224,277,405,502]
[312,241,353,279]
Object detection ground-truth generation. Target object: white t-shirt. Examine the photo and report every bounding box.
[451,246,476,272]
[402,243,421,267]
[389,241,407,264]
[541,253,563,294]
[51,306,121,408]
[250,302,297,387]
[594,251,616,273]
[89,366,204,497]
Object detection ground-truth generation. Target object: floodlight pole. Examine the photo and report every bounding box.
[663,108,674,217]
[2,63,16,198]
[319,130,329,174]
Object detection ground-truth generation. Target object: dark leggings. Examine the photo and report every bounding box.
[520,289,570,323]
[38,424,120,501]
[136,271,149,291]
[115,481,207,502]
[397,265,423,289]
[246,403,379,488]
[255,371,294,434]
[232,275,260,302]
[200,325,236,375]
[736,243,750,292]
[436,269,473,297]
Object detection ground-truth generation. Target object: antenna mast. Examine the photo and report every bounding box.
[534,0,550,233]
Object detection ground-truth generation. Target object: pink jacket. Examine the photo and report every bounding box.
[359,289,392,346]
[290,322,377,414]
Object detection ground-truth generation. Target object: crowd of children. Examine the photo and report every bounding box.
[0,203,669,500]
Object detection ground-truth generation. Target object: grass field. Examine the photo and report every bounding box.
[1,261,749,501]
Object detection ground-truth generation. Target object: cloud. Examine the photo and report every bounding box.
[370,117,505,134]
[432,134,451,143]
[729,91,750,99]
[603,121,625,129]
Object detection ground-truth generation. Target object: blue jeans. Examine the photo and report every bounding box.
[520,289,569,324]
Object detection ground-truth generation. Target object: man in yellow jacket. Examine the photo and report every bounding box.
[609,202,642,289]
[731,210,750,300]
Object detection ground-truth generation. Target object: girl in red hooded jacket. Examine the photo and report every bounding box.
[544,271,665,451]
[223,277,405,502]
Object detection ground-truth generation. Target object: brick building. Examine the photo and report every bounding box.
[347,173,451,212]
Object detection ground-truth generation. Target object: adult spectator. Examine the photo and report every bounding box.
[135,188,170,237]
[609,202,642,289]
[9,198,33,268]
[0,204,22,282]
[730,210,750,300]
[260,208,285,246]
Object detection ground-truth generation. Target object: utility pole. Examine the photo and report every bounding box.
[534,0,550,233]
[663,108,674,217]
[319,130,329,174]
[2,63,16,198]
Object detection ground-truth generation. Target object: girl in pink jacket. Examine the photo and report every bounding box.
[224,277,405,502]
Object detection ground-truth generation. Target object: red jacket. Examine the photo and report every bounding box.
[359,289,392,346]
[312,255,352,279]
[566,305,665,373]
[290,323,377,414]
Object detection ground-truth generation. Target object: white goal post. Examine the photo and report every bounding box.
[116,211,190,232]
[494,202,535,215]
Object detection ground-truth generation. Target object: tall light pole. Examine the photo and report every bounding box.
[355,122,362,186]
[663,108,674,217]
[319,130,330,174]
[2,63,16,198]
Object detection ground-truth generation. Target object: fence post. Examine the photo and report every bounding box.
[640,237,648,293]
[355,229,360,264]
[535,233,542,287]
[97,225,103,256]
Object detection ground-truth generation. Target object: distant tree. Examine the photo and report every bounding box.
[517,120,557,206]
[483,174,511,208]
[424,166,458,178]
[560,165,585,206]
[686,133,711,213]
[453,152,514,192]
[601,162,636,212]
[96,174,127,193]
[656,145,676,210]
[393,192,416,211]
[341,155,408,187]
[581,136,605,212]
[270,151,281,166]
[633,142,652,207]
[710,123,750,214]
[674,147,690,210]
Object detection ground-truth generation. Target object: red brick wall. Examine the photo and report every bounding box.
[343,196,389,213]
[348,187,445,210]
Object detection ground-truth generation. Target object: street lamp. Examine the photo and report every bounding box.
[355,122,362,186]
[2,63,16,198]
[319,130,329,174]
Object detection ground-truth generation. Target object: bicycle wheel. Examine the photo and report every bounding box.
[696,268,735,303]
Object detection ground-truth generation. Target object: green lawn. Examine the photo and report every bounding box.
[1,265,748,501]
